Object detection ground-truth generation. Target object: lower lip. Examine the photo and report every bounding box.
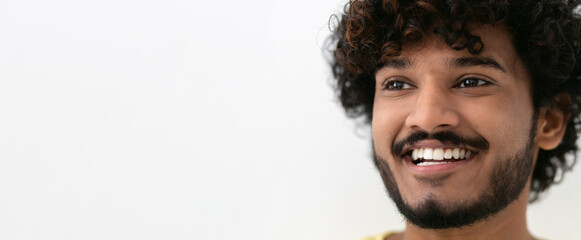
[406,154,476,174]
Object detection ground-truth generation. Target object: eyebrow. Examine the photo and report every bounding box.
[377,56,506,73]
[450,56,506,72]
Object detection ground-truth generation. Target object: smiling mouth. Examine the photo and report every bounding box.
[407,148,474,166]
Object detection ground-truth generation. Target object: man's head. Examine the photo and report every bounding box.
[329,0,581,229]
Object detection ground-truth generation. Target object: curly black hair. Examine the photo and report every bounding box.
[328,0,581,202]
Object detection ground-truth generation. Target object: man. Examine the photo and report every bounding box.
[328,0,580,239]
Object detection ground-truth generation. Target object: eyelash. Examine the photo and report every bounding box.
[382,77,491,91]
[382,80,414,90]
[454,78,491,88]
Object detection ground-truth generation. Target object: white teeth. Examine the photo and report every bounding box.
[444,149,452,159]
[433,149,444,160]
[423,148,433,160]
[452,148,460,159]
[410,147,473,162]
[417,161,452,166]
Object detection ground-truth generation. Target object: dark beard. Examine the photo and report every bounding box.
[373,120,536,229]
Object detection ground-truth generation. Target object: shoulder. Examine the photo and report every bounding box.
[360,231,401,240]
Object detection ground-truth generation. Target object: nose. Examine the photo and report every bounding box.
[405,87,460,132]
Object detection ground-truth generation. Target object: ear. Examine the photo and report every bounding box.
[536,93,572,150]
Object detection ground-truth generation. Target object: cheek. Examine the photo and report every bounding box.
[372,102,400,156]
[464,95,534,151]
[497,107,534,148]
[502,91,535,140]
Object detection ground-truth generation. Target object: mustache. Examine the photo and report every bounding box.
[392,131,489,157]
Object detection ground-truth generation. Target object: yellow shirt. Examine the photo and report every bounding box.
[362,232,548,240]
[361,232,398,240]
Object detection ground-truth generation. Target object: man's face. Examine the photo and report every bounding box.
[372,26,538,229]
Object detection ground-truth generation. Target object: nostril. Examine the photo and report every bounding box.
[405,108,460,132]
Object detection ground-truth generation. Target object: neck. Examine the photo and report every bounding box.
[400,185,535,240]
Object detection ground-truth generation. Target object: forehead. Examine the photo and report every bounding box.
[376,25,522,75]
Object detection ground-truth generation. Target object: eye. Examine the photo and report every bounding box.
[384,80,414,90]
[456,78,490,88]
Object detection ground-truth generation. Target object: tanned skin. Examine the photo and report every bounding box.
[372,25,569,240]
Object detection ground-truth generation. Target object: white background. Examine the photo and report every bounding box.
[0,0,579,239]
